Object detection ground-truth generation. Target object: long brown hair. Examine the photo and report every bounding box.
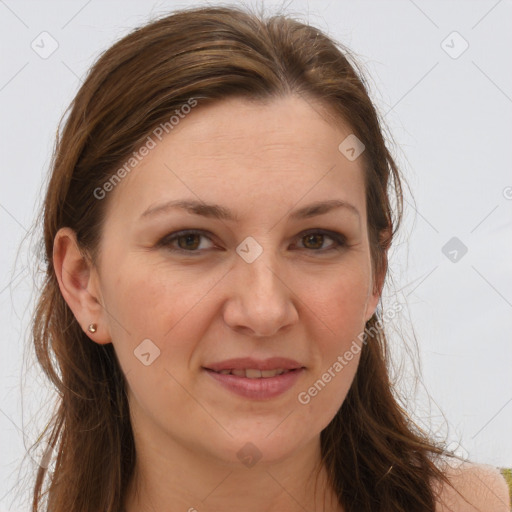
[29,5,462,511]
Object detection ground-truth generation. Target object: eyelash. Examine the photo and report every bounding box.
[157,229,347,255]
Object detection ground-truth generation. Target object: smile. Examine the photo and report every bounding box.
[203,367,305,399]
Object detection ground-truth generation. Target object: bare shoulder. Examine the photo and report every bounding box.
[435,460,511,512]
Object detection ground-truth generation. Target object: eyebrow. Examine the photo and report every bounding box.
[139,198,360,222]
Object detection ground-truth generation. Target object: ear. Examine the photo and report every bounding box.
[52,227,111,344]
[364,230,390,323]
[364,281,382,323]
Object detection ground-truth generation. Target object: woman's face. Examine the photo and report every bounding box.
[87,95,380,466]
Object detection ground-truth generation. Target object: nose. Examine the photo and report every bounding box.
[222,248,299,338]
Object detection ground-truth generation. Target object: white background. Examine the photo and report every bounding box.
[1,1,511,510]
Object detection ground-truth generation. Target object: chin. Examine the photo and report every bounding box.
[206,426,313,468]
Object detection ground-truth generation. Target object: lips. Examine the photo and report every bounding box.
[204,366,305,400]
[202,357,305,399]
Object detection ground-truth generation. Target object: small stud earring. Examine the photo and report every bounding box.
[87,323,97,333]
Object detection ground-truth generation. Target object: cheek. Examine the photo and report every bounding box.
[106,257,216,328]
[102,263,211,419]
[100,261,205,370]
[295,265,369,417]
[303,262,371,343]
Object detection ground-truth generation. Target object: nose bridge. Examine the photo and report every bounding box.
[224,237,298,336]
[238,239,286,305]
[244,250,281,297]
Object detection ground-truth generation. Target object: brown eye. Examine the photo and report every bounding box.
[176,233,201,250]
[158,230,214,253]
[302,233,325,250]
[296,230,346,252]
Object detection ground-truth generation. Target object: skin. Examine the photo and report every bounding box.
[53,95,385,512]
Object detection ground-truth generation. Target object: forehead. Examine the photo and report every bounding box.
[103,95,367,225]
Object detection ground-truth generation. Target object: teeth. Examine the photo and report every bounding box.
[217,368,289,378]
[261,369,286,378]
[245,369,262,379]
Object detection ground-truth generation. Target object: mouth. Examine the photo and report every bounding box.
[202,358,306,399]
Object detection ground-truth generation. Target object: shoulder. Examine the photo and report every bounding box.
[435,460,511,512]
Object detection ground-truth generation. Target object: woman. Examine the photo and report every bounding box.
[31,5,509,512]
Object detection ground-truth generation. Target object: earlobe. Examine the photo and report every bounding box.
[52,227,111,344]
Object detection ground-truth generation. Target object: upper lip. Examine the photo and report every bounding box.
[203,357,304,372]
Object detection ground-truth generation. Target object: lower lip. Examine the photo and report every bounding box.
[203,368,305,400]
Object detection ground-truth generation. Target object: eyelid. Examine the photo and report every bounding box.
[157,228,347,254]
